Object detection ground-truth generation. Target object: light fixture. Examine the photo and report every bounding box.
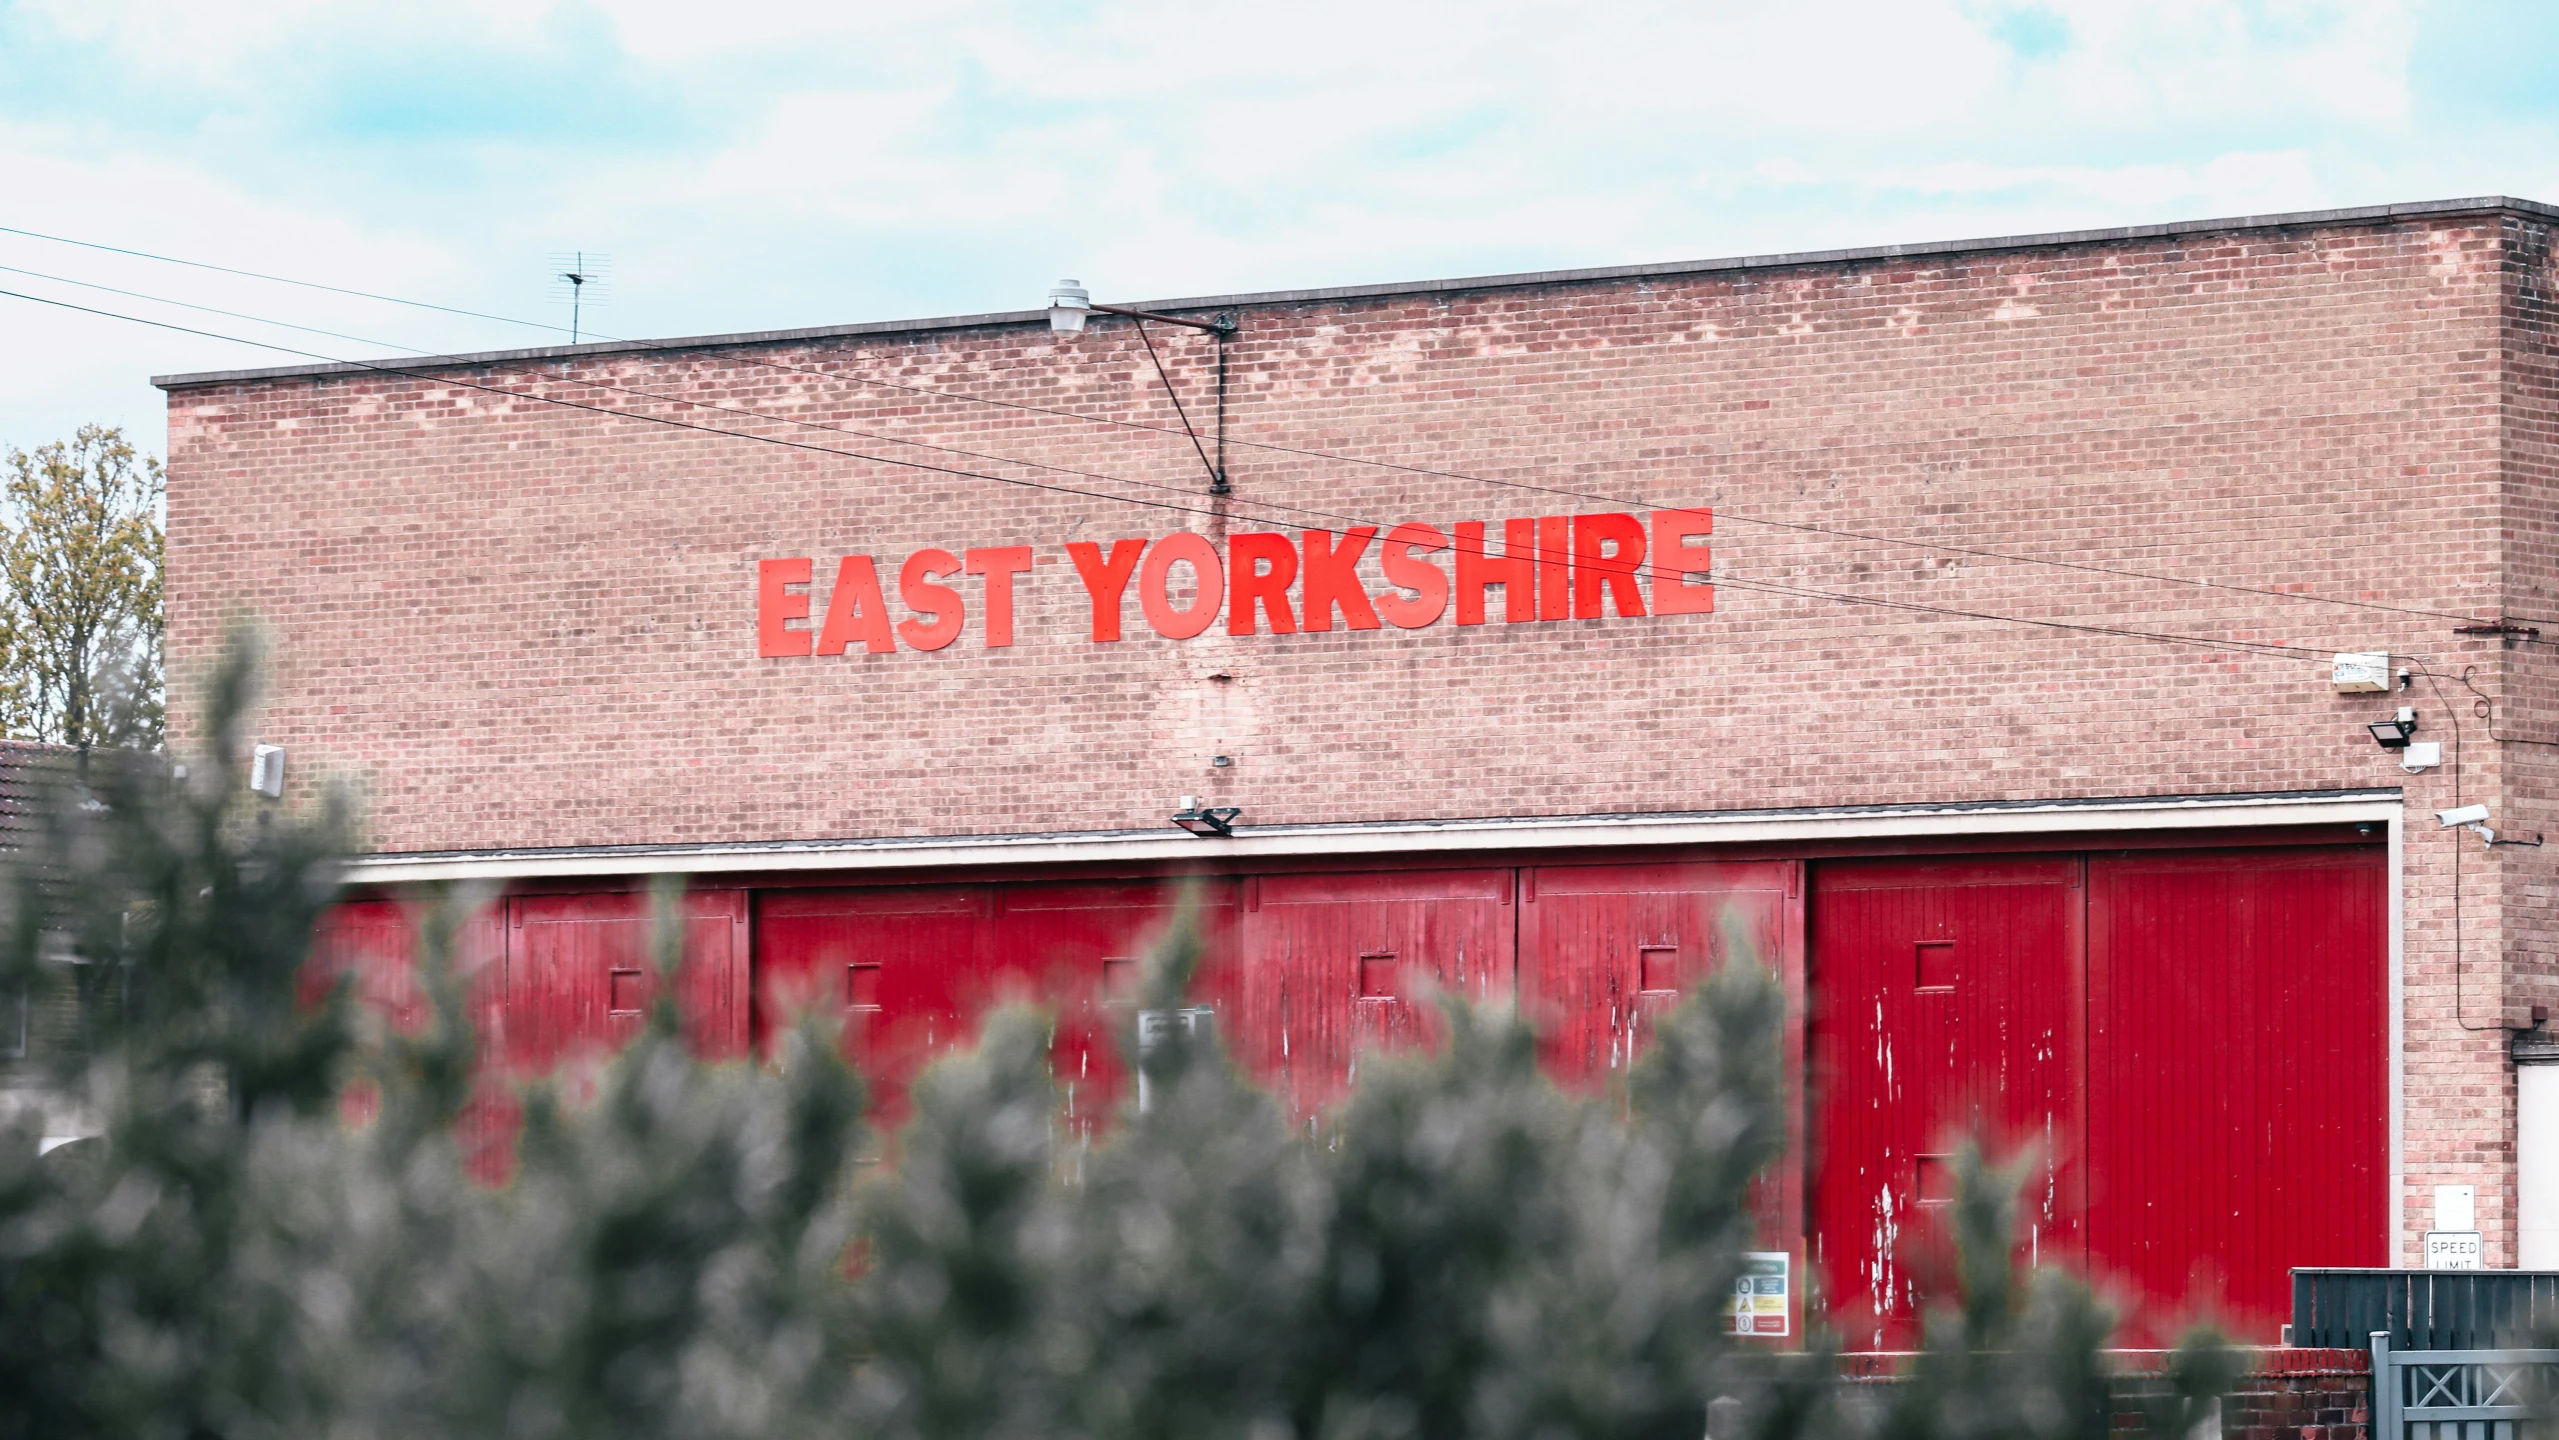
[1043,279,1239,495]
[1047,279,1093,334]
[1171,795,1240,838]
[250,744,286,798]
[2369,709,2418,749]
[1046,279,1235,338]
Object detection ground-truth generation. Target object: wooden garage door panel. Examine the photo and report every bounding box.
[992,879,1241,1132]
[1239,868,1514,1119]
[1811,857,2083,1353]
[1522,860,1792,1088]
[2086,849,2386,1343]
[507,890,748,1072]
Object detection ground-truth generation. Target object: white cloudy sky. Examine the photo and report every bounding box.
[1,0,2554,456]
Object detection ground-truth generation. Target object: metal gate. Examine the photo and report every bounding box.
[2371,1333,2559,1440]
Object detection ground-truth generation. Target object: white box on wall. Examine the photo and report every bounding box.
[2333,653,2392,692]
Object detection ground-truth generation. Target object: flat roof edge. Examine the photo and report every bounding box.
[154,196,2556,391]
[342,786,2400,869]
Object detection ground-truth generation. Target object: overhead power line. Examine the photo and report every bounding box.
[1,282,2354,665]
[0,259,1383,535]
[0,218,2508,631]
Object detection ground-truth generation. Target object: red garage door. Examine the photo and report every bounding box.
[2086,849,2386,1342]
[1810,857,2084,1353]
[1810,846,2385,1349]
[503,890,750,1073]
[992,879,1240,1130]
[754,879,1240,1132]
[1235,869,1515,1119]
[1521,860,1795,1088]
[309,899,514,1177]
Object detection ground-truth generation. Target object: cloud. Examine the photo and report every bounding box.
[0,0,2549,460]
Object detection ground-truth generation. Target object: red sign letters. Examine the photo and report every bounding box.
[757,510,1709,657]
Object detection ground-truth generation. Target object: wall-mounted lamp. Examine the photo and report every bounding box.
[2369,709,2418,748]
[1171,795,1240,838]
[249,744,286,799]
[2369,709,2440,771]
[1047,279,1237,495]
[1049,279,1236,338]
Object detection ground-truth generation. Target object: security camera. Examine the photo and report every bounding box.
[2439,804,2490,828]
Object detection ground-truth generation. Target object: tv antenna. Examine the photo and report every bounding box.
[546,251,610,343]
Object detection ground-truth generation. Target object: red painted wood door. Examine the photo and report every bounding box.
[505,889,750,1074]
[755,886,988,1129]
[990,879,1239,1132]
[308,899,507,1049]
[310,898,512,1180]
[1810,857,2084,1353]
[2086,848,2386,1343]
[1236,869,1515,1121]
[1520,860,1795,1088]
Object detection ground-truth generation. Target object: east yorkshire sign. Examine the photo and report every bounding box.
[755,509,1711,656]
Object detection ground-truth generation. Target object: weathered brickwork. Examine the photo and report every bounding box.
[160,201,2559,1264]
[1844,1347,2367,1440]
[2214,1352,2371,1440]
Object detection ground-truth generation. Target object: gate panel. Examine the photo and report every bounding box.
[1237,869,1515,1120]
[2087,848,2386,1343]
[1810,857,2083,1352]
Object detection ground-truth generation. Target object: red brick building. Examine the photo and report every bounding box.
[157,196,2559,1349]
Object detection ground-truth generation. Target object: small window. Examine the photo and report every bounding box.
[1915,941,1956,991]
[1358,952,1398,999]
[1638,945,1679,995]
[845,962,883,1012]
[1101,957,1138,1002]
[608,968,647,1015]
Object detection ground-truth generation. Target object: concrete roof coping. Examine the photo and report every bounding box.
[153,195,2559,392]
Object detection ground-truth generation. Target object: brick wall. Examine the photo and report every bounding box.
[159,202,2557,1261]
[1843,1348,2368,1440]
[2215,1350,2370,1440]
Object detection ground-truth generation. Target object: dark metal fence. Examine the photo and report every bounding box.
[2296,1270,2559,1350]
[2369,1334,2559,1440]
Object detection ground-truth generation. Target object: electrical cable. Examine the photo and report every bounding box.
[1,281,2360,665]
[2,287,1242,527]
[0,269,2157,607]
[2411,664,2506,1032]
[0,218,2518,631]
[0,259,1386,535]
[2453,665,2559,747]
[1127,316,1220,492]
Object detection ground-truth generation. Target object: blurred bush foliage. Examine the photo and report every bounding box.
[0,642,2237,1440]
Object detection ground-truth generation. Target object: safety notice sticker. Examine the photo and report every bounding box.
[1728,1252,1790,1336]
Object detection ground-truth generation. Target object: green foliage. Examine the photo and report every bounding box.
[0,423,165,754]
[0,642,869,1440]
[0,640,2240,1439]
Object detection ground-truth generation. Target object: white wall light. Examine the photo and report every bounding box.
[250,744,285,799]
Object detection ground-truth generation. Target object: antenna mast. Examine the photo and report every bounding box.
[546,251,611,344]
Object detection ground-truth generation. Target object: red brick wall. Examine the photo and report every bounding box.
[2215,1350,2370,1440]
[1845,1348,2368,1440]
[161,204,2553,1260]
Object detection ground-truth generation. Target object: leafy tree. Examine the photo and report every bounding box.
[0,636,2237,1439]
[0,424,165,757]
